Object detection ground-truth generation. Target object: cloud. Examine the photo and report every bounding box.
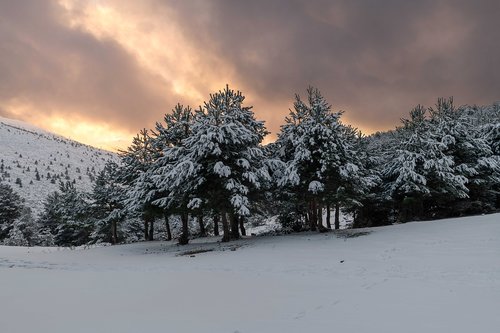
[164,0,500,130]
[0,0,499,149]
[0,0,173,148]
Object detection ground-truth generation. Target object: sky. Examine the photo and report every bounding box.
[1,0,499,151]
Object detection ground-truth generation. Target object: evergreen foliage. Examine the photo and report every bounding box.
[3,85,499,247]
[274,87,374,230]
[0,183,24,240]
[91,161,126,244]
[153,86,272,242]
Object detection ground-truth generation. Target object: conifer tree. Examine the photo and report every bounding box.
[38,181,91,246]
[383,103,468,221]
[276,87,371,230]
[428,98,500,213]
[91,161,125,244]
[120,129,160,241]
[150,104,195,241]
[154,86,271,242]
[4,207,38,246]
[0,183,23,240]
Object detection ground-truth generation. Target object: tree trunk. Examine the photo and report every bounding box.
[213,214,220,236]
[239,216,246,236]
[317,204,328,232]
[317,205,323,229]
[221,211,230,242]
[148,216,154,241]
[230,212,240,240]
[111,219,118,245]
[178,212,189,245]
[144,219,149,241]
[326,203,331,229]
[164,213,172,241]
[334,203,340,230]
[198,213,206,237]
[310,200,317,231]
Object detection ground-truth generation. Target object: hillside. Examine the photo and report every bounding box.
[0,213,499,333]
[0,116,119,215]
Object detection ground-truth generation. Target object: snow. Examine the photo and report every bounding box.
[1,213,499,332]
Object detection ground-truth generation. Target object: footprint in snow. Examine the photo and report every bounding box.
[294,311,306,319]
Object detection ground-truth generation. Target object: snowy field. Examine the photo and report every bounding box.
[1,214,499,333]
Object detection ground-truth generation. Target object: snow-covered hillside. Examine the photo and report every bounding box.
[0,116,119,214]
[1,213,499,333]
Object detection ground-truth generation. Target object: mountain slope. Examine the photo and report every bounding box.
[0,116,119,215]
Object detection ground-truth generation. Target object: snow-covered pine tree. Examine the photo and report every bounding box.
[428,99,500,213]
[37,181,91,246]
[153,104,195,149]
[350,130,394,228]
[37,191,62,238]
[383,103,469,221]
[149,104,196,240]
[330,124,378,229]
[4,207,38,246]
[91,161,126,244]
[120,129,162,241]
[0,182,23,240]
[276,87,370,230]
[153,86,271,242]
[480,107,500,210]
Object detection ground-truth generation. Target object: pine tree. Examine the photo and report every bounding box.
[275,87,371,230]
[0,183,23,240]
[4,207,38,246]
[149,104,195,241]
[91,161,125,244]
[37,191,63,236]
[383,103,468,221]
[428,98,498,214]
[37,181,91,246]
[120,129,160,241]
[153,86,271,242]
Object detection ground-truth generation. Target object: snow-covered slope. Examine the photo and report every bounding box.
[1,213,499,333]
[0,116,119,214]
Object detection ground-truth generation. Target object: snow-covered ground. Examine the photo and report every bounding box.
[1,213,499,333]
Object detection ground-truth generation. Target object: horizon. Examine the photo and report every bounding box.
[1,1,500,151]
[1,97,499,154]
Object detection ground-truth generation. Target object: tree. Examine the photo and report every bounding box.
[428,99,500,214]
[150,104,196,241]
[0,183,23,240]
[120,129,160,241]
[383,103,468,221]
[37,191,63,237]
[154,86,272,242]
[91,161,126,244]
[351,131,394,228]
[330,125,378,229]
[38,181,92,246]
[275,87,371,230]
[4,207,38,246]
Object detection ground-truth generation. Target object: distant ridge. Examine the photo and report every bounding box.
[0,116,119,215]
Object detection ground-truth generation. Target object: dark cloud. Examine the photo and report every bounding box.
[165,0,500,130]
[0,0,499,143]
[0,1,173,132]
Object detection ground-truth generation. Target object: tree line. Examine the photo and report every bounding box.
[1,86,499,246]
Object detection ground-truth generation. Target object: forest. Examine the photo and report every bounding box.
[1,86,499,246]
